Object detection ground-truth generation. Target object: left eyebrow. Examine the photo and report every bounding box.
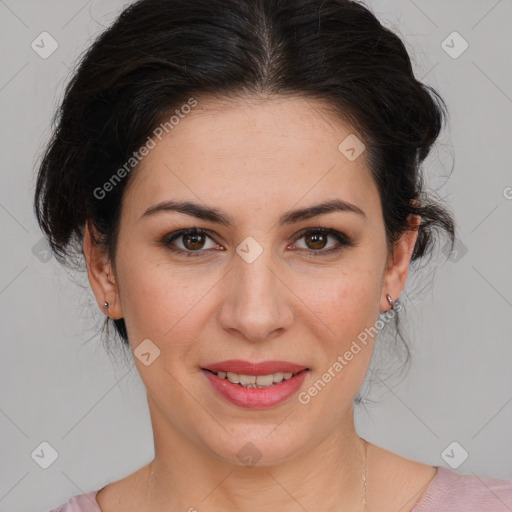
[139,198,366,226]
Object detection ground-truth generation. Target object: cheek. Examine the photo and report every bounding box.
[336,266,382,323]
[300,269,382,406]
[115,246,218,350]
[298,259,384,343]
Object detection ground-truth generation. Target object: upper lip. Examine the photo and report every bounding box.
[202,360,308,375]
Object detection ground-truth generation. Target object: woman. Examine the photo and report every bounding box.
[35,0,512,510]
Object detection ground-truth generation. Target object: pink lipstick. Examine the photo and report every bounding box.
[201,360,309,409]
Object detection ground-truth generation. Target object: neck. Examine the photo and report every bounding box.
[145,397,367,512]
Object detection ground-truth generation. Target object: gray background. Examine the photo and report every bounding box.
[1,0,511,510]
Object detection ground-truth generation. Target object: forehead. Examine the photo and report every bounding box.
[122,95,380,221]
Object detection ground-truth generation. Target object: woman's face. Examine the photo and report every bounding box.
[88,95,417,466]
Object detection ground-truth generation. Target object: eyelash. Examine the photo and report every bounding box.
[161,227,355,258]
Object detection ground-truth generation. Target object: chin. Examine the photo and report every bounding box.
[199,422,314,468]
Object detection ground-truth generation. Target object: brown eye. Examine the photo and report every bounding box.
[182,232,207,250]
[304,231,328,250]
[163,228,220,256]
[293,228,355,256]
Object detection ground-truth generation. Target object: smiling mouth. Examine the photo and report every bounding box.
[203,369,308,389]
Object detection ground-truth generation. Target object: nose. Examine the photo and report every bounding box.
[217,248,294,343]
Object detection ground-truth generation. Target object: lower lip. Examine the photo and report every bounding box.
[202,369,309,409]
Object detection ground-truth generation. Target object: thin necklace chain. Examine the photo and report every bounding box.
[145,460,154,512]
[362,436,368,509]
[144,438,368,511]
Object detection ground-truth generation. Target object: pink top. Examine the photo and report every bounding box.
[47,465,512,511]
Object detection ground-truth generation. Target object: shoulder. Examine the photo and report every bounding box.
[412,465,512,511]
[47,489,101,512]
[366,443,512,512]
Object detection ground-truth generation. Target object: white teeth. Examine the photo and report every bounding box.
[226,371,239,384]
[273,372,284,383]
[214,370,298,388]
[239,374,256,385]
[255,374,274,386]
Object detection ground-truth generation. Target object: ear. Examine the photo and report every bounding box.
[380,214,421,312]
[83,221,123,320]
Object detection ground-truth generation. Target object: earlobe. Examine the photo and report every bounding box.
[380,214,421,312]
[83,222,123,319]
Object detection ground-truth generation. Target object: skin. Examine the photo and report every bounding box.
[84,95,436,512]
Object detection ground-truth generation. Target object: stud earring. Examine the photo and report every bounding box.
[386,294,394,309]
[103,301,109,310]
